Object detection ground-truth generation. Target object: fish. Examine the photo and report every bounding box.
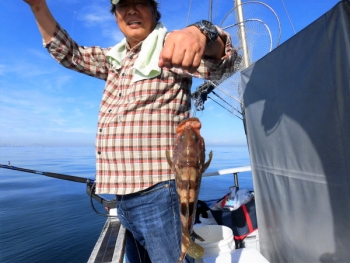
[166,117,213,262]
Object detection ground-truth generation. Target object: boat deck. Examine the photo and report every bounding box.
[88,217,126,263]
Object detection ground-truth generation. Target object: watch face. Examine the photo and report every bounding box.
[202,20,216,33]
[200,20,218,45]
[188,20,218,45]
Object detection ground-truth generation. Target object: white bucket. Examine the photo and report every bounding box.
[194,225,235,258]
[199,211,218,225]
[243,230,260,252]
[197,248,270,263]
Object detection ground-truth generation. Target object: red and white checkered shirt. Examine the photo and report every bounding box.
[45,23,239,194]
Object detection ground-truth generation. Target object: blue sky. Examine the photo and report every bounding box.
[0,0,338,147]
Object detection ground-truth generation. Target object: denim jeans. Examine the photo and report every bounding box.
[116,180,194,263]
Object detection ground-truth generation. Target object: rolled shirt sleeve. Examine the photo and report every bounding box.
[44,23,110,80]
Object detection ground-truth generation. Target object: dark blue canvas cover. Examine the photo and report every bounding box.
[241,1,350,262]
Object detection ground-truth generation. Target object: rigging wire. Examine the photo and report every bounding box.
[207,80,241,103]
[207,96,243,120]
[280,0,296,34]
[211,90,242,115]
[191,80,243,116]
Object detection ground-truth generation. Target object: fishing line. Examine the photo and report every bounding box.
[191,106,204,118]
[280,0,296,34]
[47,0,77,37]
[186,0,193,26]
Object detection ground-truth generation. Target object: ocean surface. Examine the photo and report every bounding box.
[0,146,252,263]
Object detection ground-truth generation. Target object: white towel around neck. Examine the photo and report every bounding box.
[106,22,167,83]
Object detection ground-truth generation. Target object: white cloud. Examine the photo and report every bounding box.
[0,88,96,136]
[78,4,114,27]
[102,28,124,44]
[73,107,83,117]
[43,75,74,93]
[47,0,80,13]
[50,118,68,126]
[48,127,95,134]
[0,59,55,79]
[84,13,109,24]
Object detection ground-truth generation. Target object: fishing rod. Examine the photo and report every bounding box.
[1,163,91,183]
[0,164,117,212]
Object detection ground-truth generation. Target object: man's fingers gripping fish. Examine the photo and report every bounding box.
[166,117,213,262]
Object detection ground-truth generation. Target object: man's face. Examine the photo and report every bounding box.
[115,0,157,47]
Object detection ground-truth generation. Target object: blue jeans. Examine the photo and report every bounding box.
[116,180,194,263]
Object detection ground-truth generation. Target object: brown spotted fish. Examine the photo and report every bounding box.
[166,117,213,262]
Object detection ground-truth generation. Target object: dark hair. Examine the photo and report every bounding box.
[110,0,161,22]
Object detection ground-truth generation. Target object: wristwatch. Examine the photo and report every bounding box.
[188,20,219,46]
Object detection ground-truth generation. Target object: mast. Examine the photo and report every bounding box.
[234,0,250,68]
[209,0,213,22]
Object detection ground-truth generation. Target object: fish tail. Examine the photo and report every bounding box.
[177,229,204,262]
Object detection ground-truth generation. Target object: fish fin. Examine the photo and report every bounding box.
[165,150,173,168]
[185,230,204,259]
[203,151,213,171]
[192,230,205,242]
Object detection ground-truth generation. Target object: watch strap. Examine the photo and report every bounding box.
[188,20,218,46]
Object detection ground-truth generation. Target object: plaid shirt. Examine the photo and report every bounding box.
[45,24,239,195]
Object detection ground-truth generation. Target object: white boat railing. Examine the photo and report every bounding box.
[202,166,252,188]
[202,166,251,177]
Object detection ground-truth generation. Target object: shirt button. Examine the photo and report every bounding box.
[108,109,112,112]
[119,93,122,97]
[122,73,125,76]
[97,151,101,155]
[99,129,102,132]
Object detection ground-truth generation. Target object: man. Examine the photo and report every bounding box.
[23,0,240,262]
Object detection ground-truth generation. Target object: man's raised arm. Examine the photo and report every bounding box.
[24,0,57,44]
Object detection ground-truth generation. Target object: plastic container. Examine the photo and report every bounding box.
[194,225,235,257]
[199,210,218,225]
[243,229,260,252]
[196,248,270,263]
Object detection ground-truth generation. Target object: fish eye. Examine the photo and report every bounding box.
[192,134,198,141]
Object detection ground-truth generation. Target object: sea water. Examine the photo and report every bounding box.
[0,146,252,263]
